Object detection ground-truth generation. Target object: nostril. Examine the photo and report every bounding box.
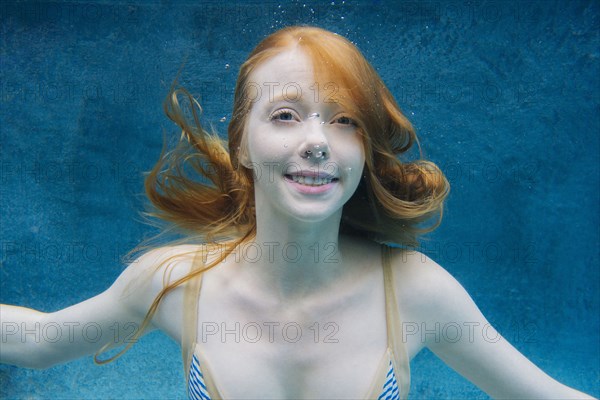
[299,143,329,160]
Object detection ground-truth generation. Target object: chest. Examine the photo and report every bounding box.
[194,272,391,398]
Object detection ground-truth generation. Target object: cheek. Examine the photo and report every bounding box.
[246,124,300,164]
[247,137,292,165]
[333,136,365,186]
[350,139,367,183]
[342,135,366,166]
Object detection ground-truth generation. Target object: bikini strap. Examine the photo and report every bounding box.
[381,245,411,399]
[182,250,205,384]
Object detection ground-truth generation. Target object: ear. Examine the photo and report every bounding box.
[238,147,252,169]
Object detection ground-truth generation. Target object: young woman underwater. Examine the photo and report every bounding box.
[0,26,595,399]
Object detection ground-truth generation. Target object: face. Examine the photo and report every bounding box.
[243,48,366,223]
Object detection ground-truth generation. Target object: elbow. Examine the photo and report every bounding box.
[1,341,59,370]
[24,347,60,370]
[1,322,62,369]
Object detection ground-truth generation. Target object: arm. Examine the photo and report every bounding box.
[0,289,144,369]
[393,250,595,399]
[0,246,195,369]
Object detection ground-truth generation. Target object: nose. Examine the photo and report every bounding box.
[299,142,329,161]
[298,122,330,162]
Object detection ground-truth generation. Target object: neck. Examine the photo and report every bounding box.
[238,206,345,302]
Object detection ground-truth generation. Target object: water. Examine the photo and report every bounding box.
[1,1,598,398]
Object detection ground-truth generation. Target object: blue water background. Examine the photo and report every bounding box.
[1,1,598,398]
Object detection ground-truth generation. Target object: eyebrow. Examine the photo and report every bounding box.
[270,93,302,104]
[264,94,347,117]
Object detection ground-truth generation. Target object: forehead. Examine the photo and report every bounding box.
[249,48,315,89]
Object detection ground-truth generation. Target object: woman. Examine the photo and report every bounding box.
[0,26,594,399]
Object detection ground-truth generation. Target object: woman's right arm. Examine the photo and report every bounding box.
[0,246,196,369]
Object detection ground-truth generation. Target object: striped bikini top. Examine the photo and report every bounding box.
[181,245,410,399]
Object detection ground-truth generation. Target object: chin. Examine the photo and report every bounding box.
[283,204,344,225]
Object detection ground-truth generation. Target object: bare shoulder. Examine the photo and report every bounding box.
[110,244,203,312]
[116,245,201,289]
[386,247,479,323]
[388,247,455,290]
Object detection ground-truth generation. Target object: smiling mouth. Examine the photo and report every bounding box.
[285,174,339,186]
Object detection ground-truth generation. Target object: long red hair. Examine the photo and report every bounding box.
[95,25,449,364]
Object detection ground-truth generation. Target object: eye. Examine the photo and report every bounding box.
[269,108,299,123]
[332,115,357,126]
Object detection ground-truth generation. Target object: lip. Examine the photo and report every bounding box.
[284,171,339,194]
[286,170,337,178]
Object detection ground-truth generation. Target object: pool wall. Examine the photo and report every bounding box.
[1,1,598,398]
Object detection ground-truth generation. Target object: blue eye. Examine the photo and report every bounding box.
[335,116,357,126]
[270,109,297,122]
[277,112,294,121]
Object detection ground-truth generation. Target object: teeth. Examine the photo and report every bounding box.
[289,175,334,186]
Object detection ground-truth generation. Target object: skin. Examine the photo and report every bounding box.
[0,49,595,399]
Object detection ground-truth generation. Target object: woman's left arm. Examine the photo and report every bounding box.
[395,250,595,399]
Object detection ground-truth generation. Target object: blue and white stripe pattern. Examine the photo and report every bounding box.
[188,353,399,400]
[378,359,400,400]
[188,354,212,400]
